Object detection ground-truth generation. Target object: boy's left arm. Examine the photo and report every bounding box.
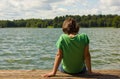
[84,45,92,74]
[42,49,62,77]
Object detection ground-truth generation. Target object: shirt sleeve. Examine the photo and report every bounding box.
[56,35,63,50]
[84,34,89,45]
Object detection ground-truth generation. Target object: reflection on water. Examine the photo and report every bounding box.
[0,28,120,70]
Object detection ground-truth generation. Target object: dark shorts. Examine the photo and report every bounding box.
[58,64,87,75]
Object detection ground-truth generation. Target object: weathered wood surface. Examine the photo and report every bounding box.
[0,70,120,79]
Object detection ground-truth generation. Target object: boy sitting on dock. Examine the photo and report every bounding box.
[42,17,92,77]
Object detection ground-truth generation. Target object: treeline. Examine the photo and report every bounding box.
[0,15,120,28]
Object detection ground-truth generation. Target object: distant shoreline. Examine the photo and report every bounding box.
[0,15,120,28]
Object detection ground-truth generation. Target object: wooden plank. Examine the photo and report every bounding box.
[0,70,119,79]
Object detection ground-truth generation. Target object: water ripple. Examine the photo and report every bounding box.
[0,28,120,70]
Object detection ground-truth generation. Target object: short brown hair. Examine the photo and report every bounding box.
[62,17,79,34]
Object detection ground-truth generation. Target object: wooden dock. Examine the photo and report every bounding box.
[0,70,120,79]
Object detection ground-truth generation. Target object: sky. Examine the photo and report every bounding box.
[0,0,120,20]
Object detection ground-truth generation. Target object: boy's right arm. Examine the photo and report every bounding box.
[42,49,62,77]
[84,45,92,74]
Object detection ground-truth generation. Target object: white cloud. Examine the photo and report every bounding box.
[7,0,52,10]
[99,0,120,14]
[0,0,119,20]
[87,8,102,15]
[100,0,120,6]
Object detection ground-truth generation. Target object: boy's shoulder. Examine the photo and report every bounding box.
[78,33,88,37]
[58,34,67,40]
[77,33,89,40]
[60,33,88,38]
[60,34,67,38]
[60,33,89,39]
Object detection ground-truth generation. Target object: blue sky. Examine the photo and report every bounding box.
[0,0,120,20]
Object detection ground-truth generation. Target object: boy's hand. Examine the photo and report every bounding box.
[41,71,55,77]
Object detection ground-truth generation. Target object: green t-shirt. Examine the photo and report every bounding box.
[56,33,89,73]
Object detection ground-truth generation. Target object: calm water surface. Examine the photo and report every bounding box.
[0,28,120,70]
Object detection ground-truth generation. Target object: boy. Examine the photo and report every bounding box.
[42,17,92,77]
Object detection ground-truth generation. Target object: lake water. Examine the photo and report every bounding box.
[0,28,120,70]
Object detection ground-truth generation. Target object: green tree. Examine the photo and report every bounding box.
[112,16,120,28]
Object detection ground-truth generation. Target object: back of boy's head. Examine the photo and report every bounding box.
[62,17,79,34]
